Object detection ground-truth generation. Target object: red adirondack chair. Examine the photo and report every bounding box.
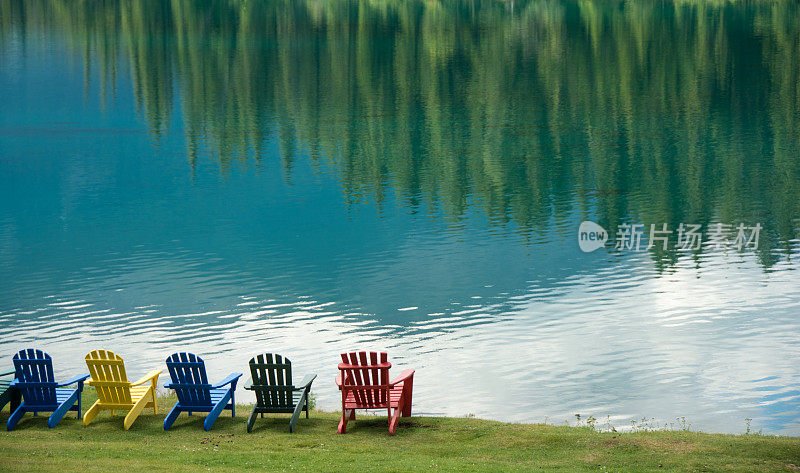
[335,351,414,435]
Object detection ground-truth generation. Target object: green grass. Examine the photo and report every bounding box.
[0,394,798,472]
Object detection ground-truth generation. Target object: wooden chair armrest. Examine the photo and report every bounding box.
[293,374,317,391]
[131,369,163,386]
[243,377,253,390]
[389,369,415,386]
[211,373,242,389]
[57,374,90,387]
[335,372,359,389]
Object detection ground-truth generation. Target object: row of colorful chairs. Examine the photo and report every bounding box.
[0,349,414,434]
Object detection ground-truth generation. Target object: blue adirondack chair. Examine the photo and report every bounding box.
[7,349,89,430]
[163,352,242,431]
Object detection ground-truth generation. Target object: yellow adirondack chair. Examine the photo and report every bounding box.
[83,349,162,430]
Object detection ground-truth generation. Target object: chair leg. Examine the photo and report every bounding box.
[10,388,21,413]
[163,403,181,431]
[338,409,354,434]
[7,403,26,431]
[83,400,102,426]
[77,386,83,419]
[389,405,402,435]
[49,390,79,428]
[289,391,307,433]
[401,376,413,417]
[204,389,232,431]
[246,408,259,433]
[124,394,151,430]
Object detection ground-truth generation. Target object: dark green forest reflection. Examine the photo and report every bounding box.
[3,0,799,265]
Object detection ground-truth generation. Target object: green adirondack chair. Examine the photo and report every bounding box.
[244,354,316,433]
[0,370,20,413]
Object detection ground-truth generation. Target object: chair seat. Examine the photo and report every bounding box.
[55,388,78,402]
[342,384,405,410]
[254,390,306,411]
[15,388,77,411]
[94,386,151,407]
[175,388,232,409]
[210,387,231,402]
[22,388,76,404]
[130,386,153,403]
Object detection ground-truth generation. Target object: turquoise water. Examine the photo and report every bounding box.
[1,0,799,434]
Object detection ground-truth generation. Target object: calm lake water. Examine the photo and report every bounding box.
[1,0,799,435]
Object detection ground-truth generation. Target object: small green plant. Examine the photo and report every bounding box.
[307,390,317,411]
[743,418,761,435]
[602,415,617,433]
[586,415,597,430]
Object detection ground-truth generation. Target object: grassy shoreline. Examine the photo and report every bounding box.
[0,396,798,472]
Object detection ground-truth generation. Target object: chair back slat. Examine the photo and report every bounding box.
[166,352,211,406]
[340,351,390,408]
[13,349,57,406]
[248,353,294,409]
[85,349,131,404]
